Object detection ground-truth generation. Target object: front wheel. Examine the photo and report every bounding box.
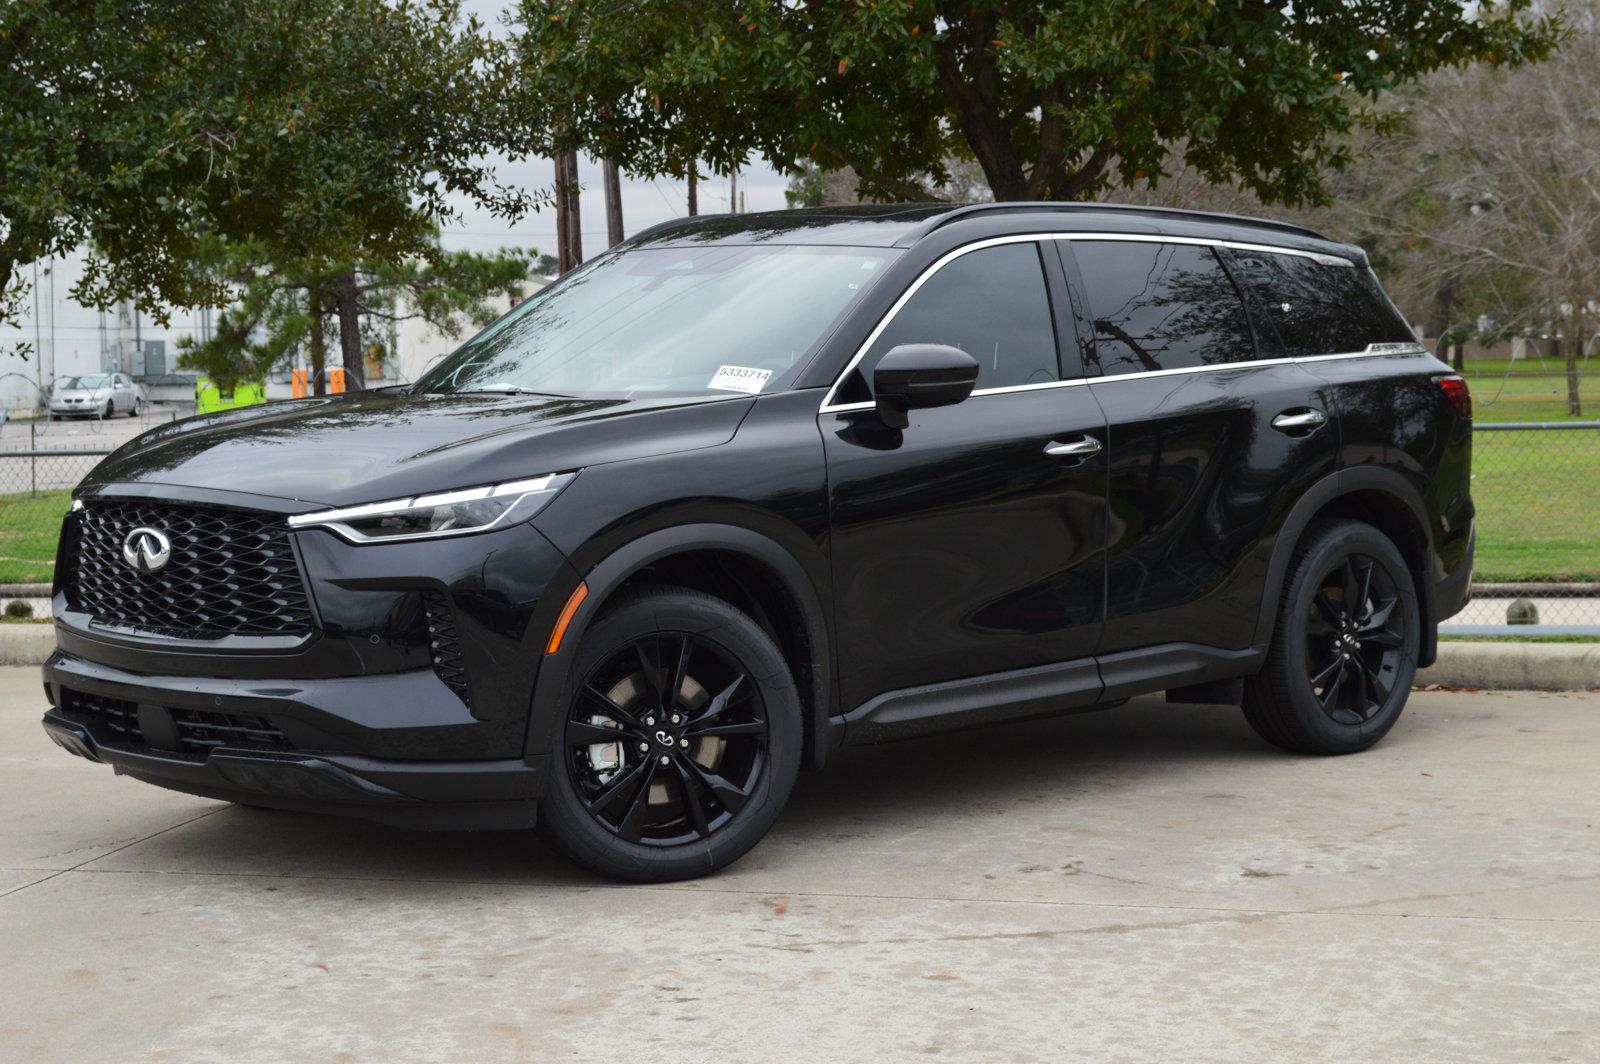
[129,398,142,417]
[1242,519,1421,754]
[538,586,802,882]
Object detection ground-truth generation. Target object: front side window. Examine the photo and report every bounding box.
[840,241,1060,401]
[420,244,896,399]
[1223,250,1416,358]
[1075,241,1256,376]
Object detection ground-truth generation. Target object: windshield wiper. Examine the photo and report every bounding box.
[453,384,575,398]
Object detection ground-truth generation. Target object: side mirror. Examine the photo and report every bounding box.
[872,344,980,429]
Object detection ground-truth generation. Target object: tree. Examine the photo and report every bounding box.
[1366,6,1600,416]
[2,0,534,354]
[512,0,1560,207]
[177,237,535,394]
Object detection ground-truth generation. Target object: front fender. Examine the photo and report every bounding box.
[520,522,833,772]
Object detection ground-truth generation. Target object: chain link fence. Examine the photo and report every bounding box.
[0,416,1595,634]
[1442,421,1600,636]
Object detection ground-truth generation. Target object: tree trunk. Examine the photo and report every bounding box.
[1452,343,1465,374]
[555,150,583,273]
[563,150,584,267]
[1426,278,1457,356]
[334,268,365,391]
[687,165,698,216]
[729,169,738,214]
[1567,312,1583,418]
[603,159,624,247]
[554,156,571,271]
[308,289,327,397]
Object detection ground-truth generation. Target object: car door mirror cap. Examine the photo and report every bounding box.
[872,344,980,429]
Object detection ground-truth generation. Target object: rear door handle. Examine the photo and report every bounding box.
[1271,409,1327,433]
[1043,435,1103,460]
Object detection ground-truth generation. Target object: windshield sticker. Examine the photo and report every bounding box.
[707,365,772,395]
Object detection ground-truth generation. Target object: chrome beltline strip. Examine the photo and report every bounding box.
[818,230,1415,414]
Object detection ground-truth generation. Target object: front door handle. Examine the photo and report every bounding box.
[1043,435,1103,460]
[1271,409,1327,433]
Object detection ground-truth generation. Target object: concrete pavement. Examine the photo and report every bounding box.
[2,667,1597,1062]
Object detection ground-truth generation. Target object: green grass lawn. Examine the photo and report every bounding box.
[0,488,70,585]
[1471,428,1600,581]
[1462,358,1599,423]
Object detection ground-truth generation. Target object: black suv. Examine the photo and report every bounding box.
[41,204,1474,881]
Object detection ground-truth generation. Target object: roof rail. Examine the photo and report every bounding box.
[907,202,1330,244]
[624,214,706,243]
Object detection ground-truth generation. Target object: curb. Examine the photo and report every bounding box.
[1420,641,1600,692]
[0,624,57,667]
[0,625,1592,691]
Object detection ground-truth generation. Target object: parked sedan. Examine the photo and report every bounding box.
[49,373,145,418]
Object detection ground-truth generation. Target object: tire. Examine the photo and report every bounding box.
[129,398,142,417]
[1242,519,1421,755]
[102,401,113,419]
[538,586,802,882]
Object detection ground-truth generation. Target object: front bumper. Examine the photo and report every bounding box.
[41,651,551,829]
[40,496,581,828]
[40,657,549,828]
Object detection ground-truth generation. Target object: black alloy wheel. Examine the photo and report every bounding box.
[565,632,770,845]
[1303,554,1405,725]
[539,586,801,882]
[1242,519,1420,754]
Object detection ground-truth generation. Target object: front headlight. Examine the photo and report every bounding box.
[287,472,576,544]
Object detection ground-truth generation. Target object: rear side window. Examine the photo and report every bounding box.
[848,242,1059,398]
[1223,251,1416,357]
[1074,241,1255,376]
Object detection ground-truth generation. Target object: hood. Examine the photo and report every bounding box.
[81,391,755,508]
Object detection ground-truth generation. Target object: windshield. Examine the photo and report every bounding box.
[418,244,896,398]
[64,375,110,390]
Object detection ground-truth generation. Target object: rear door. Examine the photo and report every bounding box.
[1060,237,1339,655]
[822,239,1108,712]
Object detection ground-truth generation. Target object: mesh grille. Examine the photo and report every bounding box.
[422,590,472,707]
[72,501,312,638]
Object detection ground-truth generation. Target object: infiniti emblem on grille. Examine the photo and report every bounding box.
[121,527,172,573]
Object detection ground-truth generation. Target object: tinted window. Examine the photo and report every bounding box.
[1223,251,1416,358]
[1076,242,1255,375]
[850,242,1058,397]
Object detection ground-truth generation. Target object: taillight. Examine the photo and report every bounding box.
[1435,375,1471,420]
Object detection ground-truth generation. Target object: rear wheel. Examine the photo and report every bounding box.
[538,587,801,882]
[1242,520,1420,754]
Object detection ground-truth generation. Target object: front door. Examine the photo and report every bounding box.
[822,240,1108,713]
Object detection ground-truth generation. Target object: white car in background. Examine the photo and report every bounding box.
[48,373,145,419]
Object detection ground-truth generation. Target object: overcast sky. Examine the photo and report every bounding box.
[442,0,791,257]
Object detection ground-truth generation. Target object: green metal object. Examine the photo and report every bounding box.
[194,378,266,414]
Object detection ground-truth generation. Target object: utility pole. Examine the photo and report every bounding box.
[31,261,42,394]
[603,159,624,247]
[687,164,698,216]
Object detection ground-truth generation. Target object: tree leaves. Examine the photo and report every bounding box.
[511,0,1563,206]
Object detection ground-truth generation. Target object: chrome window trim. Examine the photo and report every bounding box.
[817,231,1396,414]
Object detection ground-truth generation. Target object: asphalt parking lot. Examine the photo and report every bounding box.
[3,668,1596,1063]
